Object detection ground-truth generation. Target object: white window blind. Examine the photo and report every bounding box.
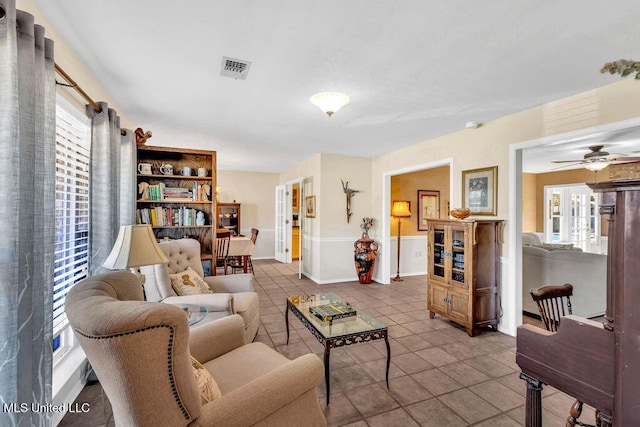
[53,101,90,339]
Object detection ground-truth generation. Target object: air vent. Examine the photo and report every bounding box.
[220,57,252,80]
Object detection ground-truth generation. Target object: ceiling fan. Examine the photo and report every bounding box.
[552,145,640,171]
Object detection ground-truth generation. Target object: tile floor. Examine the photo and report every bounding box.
[60,259,595,427]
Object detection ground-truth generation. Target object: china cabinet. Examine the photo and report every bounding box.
[427,219,503,336]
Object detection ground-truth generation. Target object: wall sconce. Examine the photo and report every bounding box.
[310,92,350,117]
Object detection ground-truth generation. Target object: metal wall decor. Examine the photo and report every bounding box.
[340,179,360,223]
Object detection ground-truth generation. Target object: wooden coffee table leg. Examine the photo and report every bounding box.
[324,343,331,406]
[384,333,391,389]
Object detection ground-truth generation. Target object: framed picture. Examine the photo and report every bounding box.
[305,195,316,218]
[417,190,440,230]
[462,166,498,216]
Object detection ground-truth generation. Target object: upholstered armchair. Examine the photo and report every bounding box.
[139,238,259,342]
[66,271,327,427]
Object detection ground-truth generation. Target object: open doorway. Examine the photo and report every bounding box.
[508,117,640,336]
[379,158,454,284]
[274,178,304,279]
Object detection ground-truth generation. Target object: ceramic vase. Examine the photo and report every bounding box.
[354,233,379,284]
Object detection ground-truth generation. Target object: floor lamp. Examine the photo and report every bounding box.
[391,201,412,282]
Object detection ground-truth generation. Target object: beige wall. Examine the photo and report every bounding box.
[319,153,373,237]
[390,166,450,236]
[372,79,640,259]
[216,170,278,233]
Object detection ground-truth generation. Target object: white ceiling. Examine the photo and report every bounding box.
[32,1,640,173]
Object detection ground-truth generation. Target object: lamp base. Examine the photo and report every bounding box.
[392,274,403,282]
[129,268,145,286]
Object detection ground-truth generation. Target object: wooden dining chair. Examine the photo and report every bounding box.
[215,231,231,275]
[530,283,598,427]
[529,283,573,332]
[229,228,259,275]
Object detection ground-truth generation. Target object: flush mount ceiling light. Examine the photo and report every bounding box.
[310,92,350,117]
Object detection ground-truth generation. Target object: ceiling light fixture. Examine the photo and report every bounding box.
[583,159,610,172]
[310,92,350,117]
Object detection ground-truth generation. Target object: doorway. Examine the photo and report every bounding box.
[379,158,454,284]
[508,116,640,336]
[274,177,304,279]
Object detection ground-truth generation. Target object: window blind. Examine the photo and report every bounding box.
[53,103,90,339]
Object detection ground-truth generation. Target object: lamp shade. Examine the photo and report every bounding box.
[391,201,411,217]
[103,225,169,269]
[310,92,350,117]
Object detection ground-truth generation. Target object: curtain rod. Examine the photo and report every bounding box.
[55,63,127,136]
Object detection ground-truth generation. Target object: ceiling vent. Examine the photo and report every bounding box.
[220,57,252,80]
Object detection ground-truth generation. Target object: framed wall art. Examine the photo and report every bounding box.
[417,190,440,230]
[305,195,316,218]
[462,166,498,216]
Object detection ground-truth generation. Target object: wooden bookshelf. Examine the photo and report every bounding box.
[136,145,216,259]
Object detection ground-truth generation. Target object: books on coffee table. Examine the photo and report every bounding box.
[309,303,356,322]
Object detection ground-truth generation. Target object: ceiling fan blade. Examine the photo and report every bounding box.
[610,156,640,163]
[551,160,584,163]
[551,162,582,170]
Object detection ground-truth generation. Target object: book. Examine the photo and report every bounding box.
[309,303,356,322]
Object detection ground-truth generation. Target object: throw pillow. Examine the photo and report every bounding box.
[191,356,221,404]
[170,267,212,296]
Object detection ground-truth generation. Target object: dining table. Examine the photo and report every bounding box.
[226,235,254,274]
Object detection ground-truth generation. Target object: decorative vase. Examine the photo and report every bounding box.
[354,233,379,284]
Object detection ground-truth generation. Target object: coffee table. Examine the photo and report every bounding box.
[178,304,209,327]
[285,293,390,406]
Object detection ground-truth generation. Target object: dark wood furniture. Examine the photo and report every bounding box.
[229,228,259,274]
[530,283,574,332]
[214,231,230,275]
[217,202,241,236]
[517,178,640,427]
[529,284,592,426]
[136,145,216,261]
[426,219,503,336]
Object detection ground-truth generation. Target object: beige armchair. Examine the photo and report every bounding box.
[66,271,326,427]
[140,238,259,342]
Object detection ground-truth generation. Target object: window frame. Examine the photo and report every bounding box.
[52,95,91,358]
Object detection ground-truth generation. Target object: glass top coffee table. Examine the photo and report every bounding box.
[178,304,209,327]
[285,293,390,406]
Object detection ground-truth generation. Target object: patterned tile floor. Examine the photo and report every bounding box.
[60,259,595,426]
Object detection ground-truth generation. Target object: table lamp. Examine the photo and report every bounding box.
[103,225,169,285]
[391,201,412,282]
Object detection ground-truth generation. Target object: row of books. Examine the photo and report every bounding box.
[136,207,204,227]
[143,184,207,202]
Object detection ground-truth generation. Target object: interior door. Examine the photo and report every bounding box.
[569,188,592,251]
[274,184,287,263]
[544,185,598,252]
[295,179,303,279]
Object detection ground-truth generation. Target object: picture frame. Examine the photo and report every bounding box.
[462,166,498,216]
[305,195,316,218]
[417,190,440,230]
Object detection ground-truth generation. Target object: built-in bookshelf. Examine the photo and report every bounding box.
[136,145,216,260]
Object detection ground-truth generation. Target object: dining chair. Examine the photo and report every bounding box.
[530,283,598,427]
[229,228,259,275]
[529,283,573,332]
[215,231,231,275]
